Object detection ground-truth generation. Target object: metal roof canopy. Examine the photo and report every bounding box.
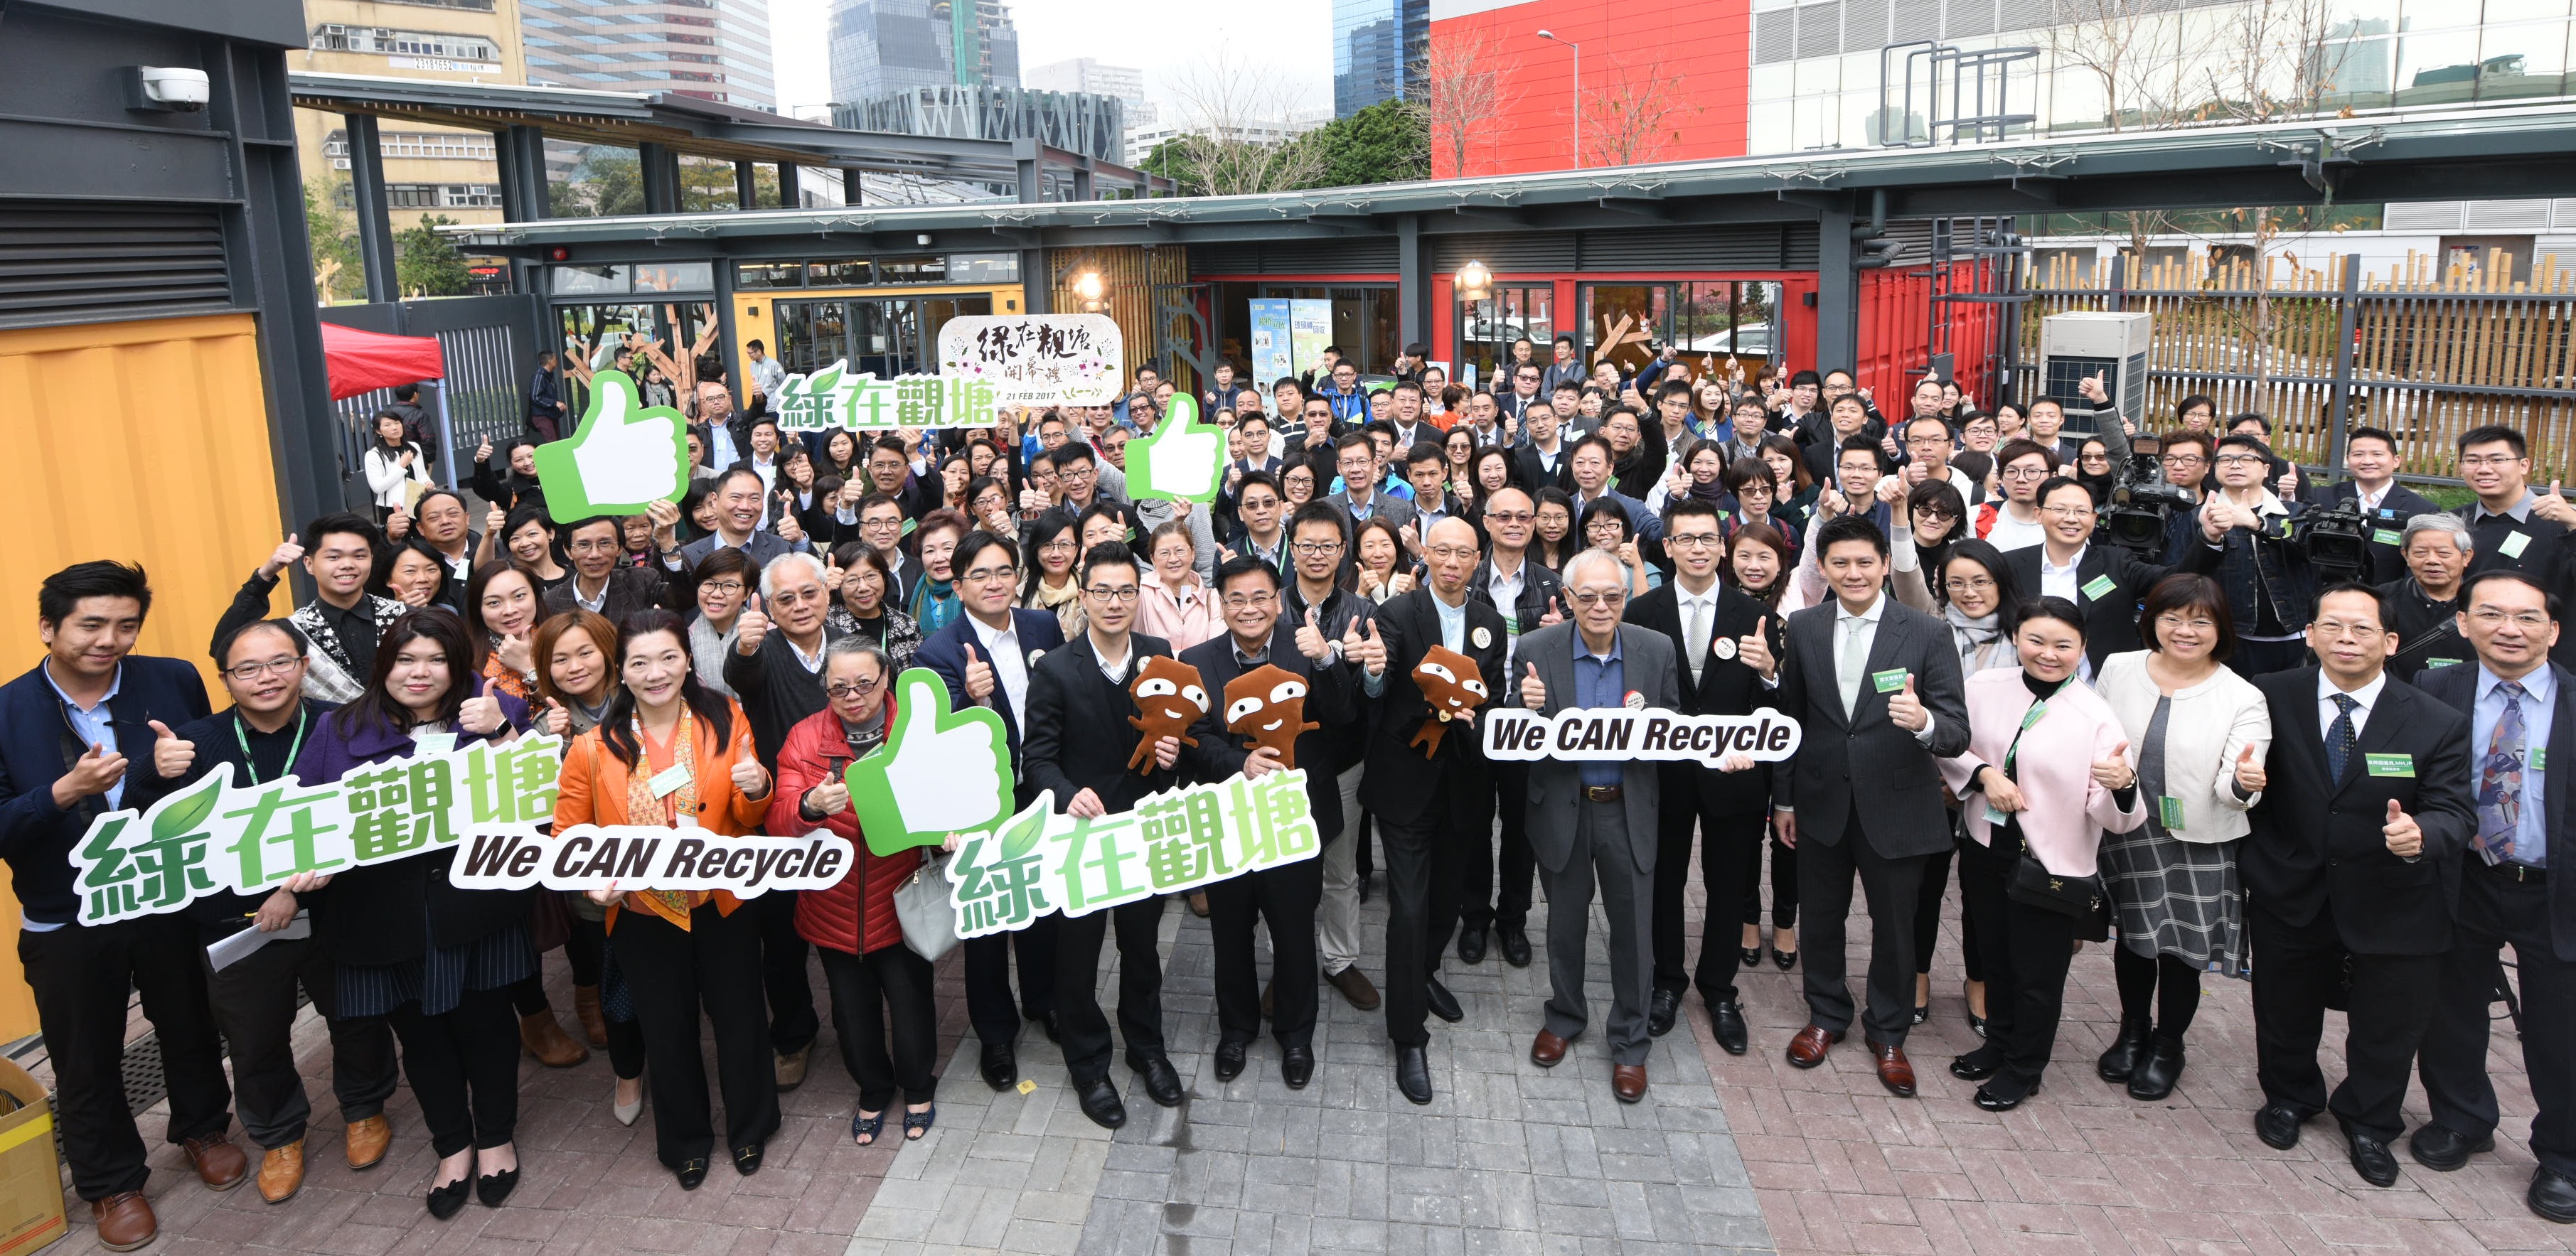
[289,71,1165,188]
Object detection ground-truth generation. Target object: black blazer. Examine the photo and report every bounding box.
[1179,625,1353,839]
[2411,660,2576,961]
[1625,582,1788,817]
[1772,597,1970,858]
[2243,667,2476,955]
[1510,443,1575,495]
[0,655,213,925]
[723,626,845,769]
[2002,542,2175,667]
[1358,589,1509,827]
[541,564,675,628]
[1022,632,1182,815]
[916,608,1067,807]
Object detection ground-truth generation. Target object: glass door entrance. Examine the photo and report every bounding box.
[773,294,992,377]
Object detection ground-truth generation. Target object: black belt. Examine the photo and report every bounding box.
[2477,858,2548,884]
[1582,785,1623,803]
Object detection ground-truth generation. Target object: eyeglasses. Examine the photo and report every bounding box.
[1668,532,1723,549]
[1484,510,1533,525]
[2460,453,2524,469]
[2160,454,2207,467]
[224,655,303,681]
[772,586,828,605]
[1569,590,1627,607]
[962,565,1018,584]
[2080,453,2112,463]
[2468,607,2553,628]
[2154,613,2217,630]
[825,676,885,699]
[2314,618,2385,639]
[2213,454,2267,467]
[2002,465,2049,479]
[1085,586,1141,602]
[1039,538,1077,552]
[568,537,621,553]
[2041,504,2095,520]
[1943,575,1996,594]
[1221,591,1277,609]
[1290,540,1344,557]
[700,579,745,596]
[1914,507,1960,522]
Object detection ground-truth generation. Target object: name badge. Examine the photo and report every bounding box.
[411,733,457,756]
[649,762,693,798]
[2080,574,2117,602]
[2501,531,2533,559]
[1871,668,1910,694]
[2425,657,2465,670]
[2533,747,2548,772]
[2371,528,2403,547]
[1984,804,2009,827]
[2364,753,2415,778]
[2157,795,2186,830]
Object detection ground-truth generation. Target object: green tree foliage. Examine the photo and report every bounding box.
[394,215,472,297]
[550,146,781,215]
[1293,99,1431,190]
[304,178,366,302]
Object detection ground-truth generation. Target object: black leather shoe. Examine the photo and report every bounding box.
[1031,1009,1061,1044]
[2349,1132,2401,1188]
[1707,997,1748,1056]
[1647,989,1681,1038]
[980,1039,1016,1091]
[1950,1049,2002,1082]
[1458,926,1488,965]
[2530,1167,2576,1223]
[1497,923,1532,968]
[1130,1053,1185,1107]
[427,1176,471,1219]
[731,1142,764,1176]
[2097,1016,2152,1084]
[1772,946,1797,971]
[1424,977,1464,1024]
[1212,1040,1248,1083]
[475,1166,518,1208]
[674,1158,709,1191]
[1281,1046,1314,1090]
[2407,1124,2494,1172]
[2255,1102,2309,1151]
[1394,1045,1433,1105]
[1974,1081,2036,1112]
[1741,945,1763,969]
[2127,1035,2186,1101]
[1075,1077,1126,1129]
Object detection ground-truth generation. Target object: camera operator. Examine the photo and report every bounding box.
[2301,426,2438,584]
[2181,434,2317,677]
[2380,513,2474,682]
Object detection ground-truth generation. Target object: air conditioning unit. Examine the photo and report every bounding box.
[2037,311,2152,436]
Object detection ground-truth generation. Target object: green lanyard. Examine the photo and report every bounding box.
[233,707,310,786]
[2000,699,2048,778]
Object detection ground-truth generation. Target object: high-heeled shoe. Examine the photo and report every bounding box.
[611,1075,644,1127]
[1965,980,1987,1038]
[1740,944,1763,969]
[1772,945,1798,971]
[476,1166,518,1208]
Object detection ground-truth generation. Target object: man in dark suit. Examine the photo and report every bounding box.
[1515,552,1683,1102]
[1023,542,1191,1129]
[1359,517,1509,1105]
[916,531,1067,1092]
[2004,476,2177,672]
[2299,426,2440,585]
[547,512,680,626]
[2407,570,2576,1220]
[0,562,232,1250]
[1772,517,1970,1097]
[666,468,810,574]
[1180,556,1350,1090]
[1325,431,1417,535]
[1509,403,1577,496]
[1625,497,1785,1055]
[1460,488,1565,968]
[2241,582,2476,1188]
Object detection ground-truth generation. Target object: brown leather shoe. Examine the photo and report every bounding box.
[90,1191,156,1252]
[1785,1024,1844,1068]
[520,1010,589,1068]
[1612,1063,1649,1104]
[776,1041,813,1091]
[257,1139,305,1204]
[183,1131,247,1191]
[344,1115,391,1171]
[1529,1029,1571,1068]
[573,983,609,1048]
[1866,1039,1918,1097]
[1327,965,1381,1011]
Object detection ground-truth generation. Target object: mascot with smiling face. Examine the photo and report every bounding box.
[1408,644,1487,758]
[1223,664,1318,770]
[1126,654,1209,774]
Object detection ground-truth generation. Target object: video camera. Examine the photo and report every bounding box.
[2296,496,2371,584]
[2097,434,2196,557]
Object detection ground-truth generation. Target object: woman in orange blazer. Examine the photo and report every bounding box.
[554,609,776,1190]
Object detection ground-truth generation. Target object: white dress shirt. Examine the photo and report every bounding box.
[1673,579,1722,684]
[968,611,1032,732]
[1833,593,1937,745]
[2316,667,2388,741]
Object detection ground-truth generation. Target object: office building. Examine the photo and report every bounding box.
[829,0,1022,102]
[1333,0,1428,116]
[294,0,530,230]
[835,84,1126,166]
[522,0,777,110]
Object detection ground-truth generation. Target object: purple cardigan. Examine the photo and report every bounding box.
[290,676,533,783]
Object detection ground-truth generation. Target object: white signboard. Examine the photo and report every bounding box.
[936,314,1123,407]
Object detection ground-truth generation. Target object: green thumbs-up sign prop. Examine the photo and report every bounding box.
[531,369,690,517]
[845,667,1016,857]
[1124,393,1226,503]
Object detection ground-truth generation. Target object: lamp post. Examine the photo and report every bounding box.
[1538,29,1581,168]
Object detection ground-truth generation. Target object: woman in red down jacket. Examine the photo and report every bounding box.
[769,635,938,1146]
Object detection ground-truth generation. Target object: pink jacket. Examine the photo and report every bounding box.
[1138,570,1223,653]
[1939,669,2147,877]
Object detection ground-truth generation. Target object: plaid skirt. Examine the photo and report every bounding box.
[2100,822,2250,979]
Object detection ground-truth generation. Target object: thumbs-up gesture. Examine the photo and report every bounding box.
[2090,739,2136,790]
[486,504,507,537]
[459,688,506,736]
[542,699,570,739]
[476,437,494,464]
[1521,661,1546,711]
[532,371,687,516]
[259,533,305,580]
[1345,616,1387,676]
[776,505,806,545]
[804,774,851,817]
[822,551,845,594]
[1540,595,1565,627]
[845,670,1015,857]
[734,593,771,656]
[1126,394,1225,502]
[729,753,770,798]
[1886,673,1927,731]
[1295,607,1330,661]
[1736,623,1777,680]
[2383,798,2423,859]
[149,720,194,780]
[2079,372,2109,405]
[493,631,534,679]
[2233,743,2267,795]
[646,497,681,547]
[2536,480,2576,526]
[2275,464,2300,500]
[962,643,995,704]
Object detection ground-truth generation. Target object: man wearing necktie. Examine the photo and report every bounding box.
[2410,569,2576,1223]
[2241,583,2475,1188]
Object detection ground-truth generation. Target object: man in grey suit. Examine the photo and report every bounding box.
[1516,549,1684,1103]
[1323,431,1416,536]
[659,467,811,574]
[1772,515,1970,1097]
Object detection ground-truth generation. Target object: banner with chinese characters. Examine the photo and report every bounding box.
[935,314,1122,407]
[774,360,999,432]
[945,772,1320,939]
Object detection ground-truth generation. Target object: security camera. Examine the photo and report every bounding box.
[123,66,211,112]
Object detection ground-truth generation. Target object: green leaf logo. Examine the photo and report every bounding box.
[997,798,1049,860]
[151,774,223,840]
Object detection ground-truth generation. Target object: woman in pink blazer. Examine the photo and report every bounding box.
[1939,596,2149,1111]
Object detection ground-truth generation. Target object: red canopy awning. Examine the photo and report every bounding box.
[320,321,446,401]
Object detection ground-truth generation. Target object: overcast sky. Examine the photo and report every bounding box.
[768,0,1335,118]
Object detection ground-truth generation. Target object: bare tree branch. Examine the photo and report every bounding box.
[1162,51,1330,196]
[1423,28,1520,179]
[1579,58,1702,168]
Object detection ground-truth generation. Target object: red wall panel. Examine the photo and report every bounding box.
[1855,263,2003,409]
[1429,0,1751,178]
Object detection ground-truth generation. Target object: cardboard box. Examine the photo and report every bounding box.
[0,1058,63,1255]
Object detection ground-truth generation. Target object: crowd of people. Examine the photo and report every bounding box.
[3,332,2568,1252]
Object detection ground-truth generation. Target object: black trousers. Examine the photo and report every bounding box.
[565,906,604,987]
[2417,864,2576,1177]
[1379,764,1485,1047]
[2249,896,2439,1142]
[1795,804,1930,1046]
[1741,822,1797,930]
[964,911,1059,1048]
[1207,857,1322,1048]
[20,915,232,1200]
[1913,834,1983,982]
[385,988,520,1159]
[818,943,940,1111]
[1458,761,1535,933]
[199,932,399,1149]
[1054,895,1168,1083]
[757,890,818,1054]
[1650,770,1758,1004]
[1956,836,2078,1095]
[616,903,782,1166]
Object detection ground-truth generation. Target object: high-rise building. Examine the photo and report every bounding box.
[1332,0,1427,117]
[834,85,1125,166]
[294,0,530,231]
[1024,57,1145,104]
[829,0,1022,103]
[522,0,777,110]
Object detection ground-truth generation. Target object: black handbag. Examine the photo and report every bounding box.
[2006,846,2106,918]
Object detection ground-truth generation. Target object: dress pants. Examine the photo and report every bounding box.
[2417,864,2575,1176]
[385,989,520,1159]
[1914,832,1983,983]
[199,931,399,1149]
[616,903,782,1167]
[1054,894,1169,1083]
[1741,823,1797,931]
[964,912,1059,1049]
[1650,768,1755,1005]
[1795,801,1930,1046]
[1207,857,1322,1048]
[1460,761,1537,934]
[1541,799,1657,1066]
[1379,763,1485,1047]
[818,943,941,1112]
[757,890,819,1055]
[1956,836,2077,1096]
[20,914,233,1200]
[1317,763,1367,973]
[2248,896,2440,1143]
